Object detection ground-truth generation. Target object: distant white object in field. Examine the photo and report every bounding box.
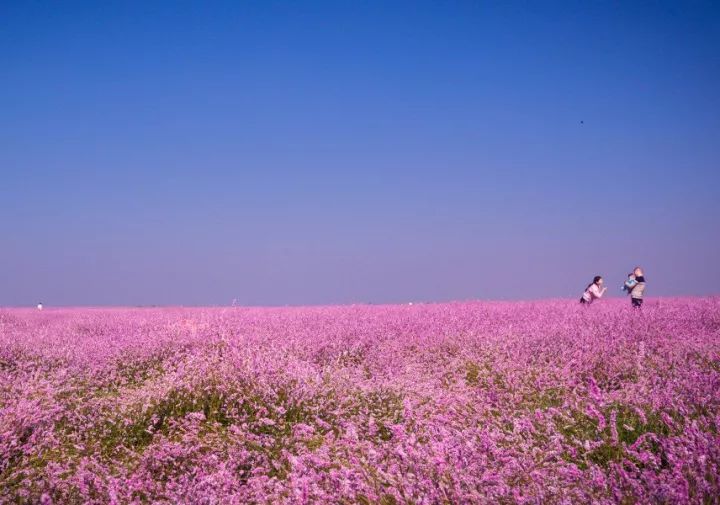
[37,303,43,310]
[408,302,413,306]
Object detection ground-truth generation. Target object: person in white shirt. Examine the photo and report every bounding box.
[580,276,607,304]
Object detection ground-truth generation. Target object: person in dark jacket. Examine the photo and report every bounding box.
[624,266,646,308]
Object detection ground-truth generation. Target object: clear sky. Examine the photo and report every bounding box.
[1,1,719,306]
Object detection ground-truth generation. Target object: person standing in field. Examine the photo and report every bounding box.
[624,266,646,308]
[580,276,607,304]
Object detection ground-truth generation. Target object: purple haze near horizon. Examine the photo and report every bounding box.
[1,1,719,306]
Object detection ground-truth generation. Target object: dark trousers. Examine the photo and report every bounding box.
[631,298,643,308]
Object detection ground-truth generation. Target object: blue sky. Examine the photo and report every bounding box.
[1,1,719,305]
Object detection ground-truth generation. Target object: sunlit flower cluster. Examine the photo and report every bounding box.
[1,298,719,503]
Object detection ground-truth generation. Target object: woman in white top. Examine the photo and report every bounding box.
[580,276,607,304]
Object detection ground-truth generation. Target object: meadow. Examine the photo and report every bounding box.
[1,299,719,504]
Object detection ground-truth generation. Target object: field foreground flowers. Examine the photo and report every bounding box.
[1,299,719,504]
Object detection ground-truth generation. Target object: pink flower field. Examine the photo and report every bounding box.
[1,298,719,504]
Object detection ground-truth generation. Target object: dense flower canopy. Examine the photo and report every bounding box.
[1,299,719,503]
